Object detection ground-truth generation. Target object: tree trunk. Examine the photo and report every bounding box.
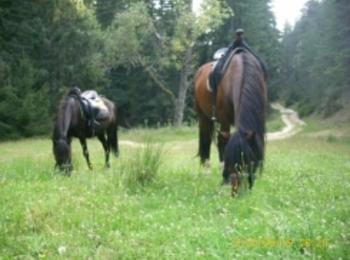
[173,48,193,126]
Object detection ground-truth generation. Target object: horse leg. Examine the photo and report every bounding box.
[97,133,110,168]
[217,125,230,170]
[198,113,214,165]
[79,137,93,170]
[66,137,73,173]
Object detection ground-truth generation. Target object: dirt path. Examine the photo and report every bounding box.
[120,103,305,147]
[267,103,305,141]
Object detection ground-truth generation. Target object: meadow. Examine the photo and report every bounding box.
[0,120,349,259]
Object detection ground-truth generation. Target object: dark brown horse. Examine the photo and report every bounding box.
[52,90,119,172]
[194,50,267,195]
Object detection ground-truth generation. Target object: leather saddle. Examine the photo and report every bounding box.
[68,88,109,134]
[81,90,109,122]
[207,47,245,92]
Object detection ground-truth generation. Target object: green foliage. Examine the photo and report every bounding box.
[0,0,106,139]
[0,56,50,139]
[104,0,231,125]
[105,2,156,66]
[298,102,316,118]
[0,0,282,138]
[6,0,348,138]
[279,0,350,117]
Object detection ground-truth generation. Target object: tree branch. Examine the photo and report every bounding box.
[136,55,176,102]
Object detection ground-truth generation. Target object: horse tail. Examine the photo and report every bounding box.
[108,104,119,157]
[223,52,266,187]
[197,112,214,163]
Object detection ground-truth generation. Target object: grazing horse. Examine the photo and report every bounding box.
[194,50,267,195]
[52,89,119,172]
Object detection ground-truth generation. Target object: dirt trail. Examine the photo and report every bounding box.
[267,103,305,141]
[119,103,305,147]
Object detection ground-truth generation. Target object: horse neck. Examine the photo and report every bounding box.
[234,52,266,139]
[53,97,76,140]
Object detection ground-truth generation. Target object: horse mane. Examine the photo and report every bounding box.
[53,95,75,141]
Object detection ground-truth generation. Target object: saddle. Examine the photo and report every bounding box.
[68,88,109,134]
[207,47,245,92]
[81,90,109,122]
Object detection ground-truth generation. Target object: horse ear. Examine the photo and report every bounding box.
[245,130,255,141]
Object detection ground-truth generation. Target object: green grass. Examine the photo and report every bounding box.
[0,125,349,259]
[119,125,198,143]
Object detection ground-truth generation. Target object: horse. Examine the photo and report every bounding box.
[194,50,267,195]
[52,89,119,172]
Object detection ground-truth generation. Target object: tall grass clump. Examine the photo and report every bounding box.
[120,144,163,190]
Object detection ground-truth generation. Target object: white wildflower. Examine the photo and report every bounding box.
[58,245,66,255]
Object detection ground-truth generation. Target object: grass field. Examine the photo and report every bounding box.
[0,121,349,259]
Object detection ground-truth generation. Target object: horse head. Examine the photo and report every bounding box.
[222,129,263,196]
[53,137,72,172]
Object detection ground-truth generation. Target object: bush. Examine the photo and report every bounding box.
[298,102,315,118]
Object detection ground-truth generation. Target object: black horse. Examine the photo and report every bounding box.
[52,88,119,172]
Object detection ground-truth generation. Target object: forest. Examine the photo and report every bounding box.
[0,0,349,139]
